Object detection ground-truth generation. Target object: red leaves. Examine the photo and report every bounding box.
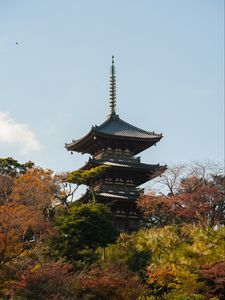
[76,264,144,299]
[200,262,225,298]
[11,263,143,300]
[77,265,140,289]
[138,184,225,226]
[12,261,75,299]
[173,185,224,225]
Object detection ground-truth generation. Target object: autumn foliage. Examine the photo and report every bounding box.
[138,167,225,227]
[0,203,38,266]
[0,159,224,299]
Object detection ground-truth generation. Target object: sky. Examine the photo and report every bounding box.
[0,0,224,176]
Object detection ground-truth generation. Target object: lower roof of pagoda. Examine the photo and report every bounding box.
[78,189,139,204]
[82,157,166,172]
[81,158,167,186]
[65,115,162,155]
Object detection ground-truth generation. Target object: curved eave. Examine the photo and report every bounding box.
[65,127,95,152]
[80,159,167,186]
[65,130,162,154]
[81,158,165,170]
[76,190,138,204]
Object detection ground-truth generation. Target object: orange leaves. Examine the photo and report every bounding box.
[0,203,38,266]
[0,175,14,204]
[147,265,174,287]
[0,168,58,267]
[11,168,56,210]
[10,168,58,234]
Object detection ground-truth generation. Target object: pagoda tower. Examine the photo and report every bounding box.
[66,57,166,231]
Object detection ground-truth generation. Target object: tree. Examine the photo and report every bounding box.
[0,157,34,177]
[11,261,76,300]
[0,166,58,268]
[102,224,225,299]
[1,159,223,299]
[11,167,58,222]
[0,174,13,204]
[7,261,144,300]
[138,163,225,227]
[0,159,113,298]
[144,224,225,299]
[0,157,34,204]
[75,263,144,300]
[54,165,107,208]
[104,232,151,278]
[50,203,117,266]
[0,203,39,267]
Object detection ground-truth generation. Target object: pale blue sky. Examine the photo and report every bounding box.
[0,0,224,174]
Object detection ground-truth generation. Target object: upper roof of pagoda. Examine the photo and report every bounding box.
[65,113,162,152]
[96,114,162,139]
[65,56,163,154]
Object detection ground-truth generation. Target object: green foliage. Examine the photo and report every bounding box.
[147,225,225,297]
[51,203,117,266]
[67,165,107,186]
[0,157,34,176]
[163,293,205,300]
[1,160,224,299]
[65,165,108,202]
[104,232,151,278]
[103,224,225,299]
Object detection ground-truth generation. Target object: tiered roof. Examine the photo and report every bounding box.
[81,157,166,186]
[96,114,161,139]
[65,113,162,154]
[67,57,166,231]
[66,56,162,154]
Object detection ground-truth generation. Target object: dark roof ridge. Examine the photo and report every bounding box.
[95,114,162,137]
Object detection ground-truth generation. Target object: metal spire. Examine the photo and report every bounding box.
[109,55,116,116]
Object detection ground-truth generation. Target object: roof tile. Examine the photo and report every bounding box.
[95,114,161,139]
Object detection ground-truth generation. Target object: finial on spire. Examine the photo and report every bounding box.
[109,55,116,116]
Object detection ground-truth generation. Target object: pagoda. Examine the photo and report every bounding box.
[65,57,166,231]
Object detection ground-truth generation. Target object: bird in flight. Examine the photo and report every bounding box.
[16,42,19,45]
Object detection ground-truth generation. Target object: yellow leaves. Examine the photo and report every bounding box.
[30,262,41,273]
[169,265,203,292]
[143,224,225,296]
[147,262,203,295]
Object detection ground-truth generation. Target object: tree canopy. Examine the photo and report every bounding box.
[51,203,117,266]
[0,158,224,299]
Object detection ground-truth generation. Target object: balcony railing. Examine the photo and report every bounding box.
[94,152,140,164]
